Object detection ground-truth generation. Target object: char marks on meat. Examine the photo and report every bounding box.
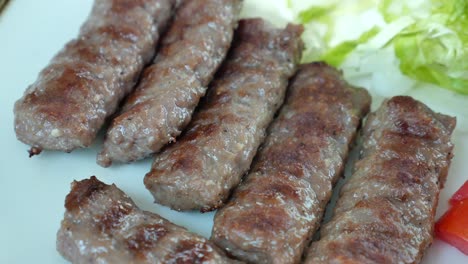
[211,62,371,264]
[57,176,236,264]
[144,18,304,212]
[305,96,456,264]
[14,0,175,152]
[97,0,242,167]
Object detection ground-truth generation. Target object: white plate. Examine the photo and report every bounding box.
[0,0,466,263]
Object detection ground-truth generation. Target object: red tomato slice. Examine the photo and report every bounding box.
[435,200,468,255]
[450,180,468,205]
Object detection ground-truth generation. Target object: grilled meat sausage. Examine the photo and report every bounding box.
[14,0,175,153]
[144,18,304,212]
[97,0,242,167]
[211,63,371,264]
[305,96,456,264]
[57,176,236,264]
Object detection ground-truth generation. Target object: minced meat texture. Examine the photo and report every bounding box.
[305,96,455,264]
[14,0,175,152]
[97,0,242,167]
[57,176,237,264]
[144,18,304,212]
[211,62,371,264]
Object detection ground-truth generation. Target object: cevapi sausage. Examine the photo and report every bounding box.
[211,63,371,264]
[97,0,242,167]
[305,96,455,263]
[144,19,304,212]
[14,0,175,153]
[57,176,237,263]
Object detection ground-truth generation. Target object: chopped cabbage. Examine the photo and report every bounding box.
[381,0,468,95]
[320,27,380,67]
[289,0,468,95]
[287,0,468,131]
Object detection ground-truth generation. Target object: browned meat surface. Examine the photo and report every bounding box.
[97,0,242,167]
[57,176,236,264]
[305,96,456,264]
[14,0,175,153]
[144,19,304,212]
[211,63,371,264]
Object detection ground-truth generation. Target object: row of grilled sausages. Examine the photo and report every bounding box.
[13,0,456,263]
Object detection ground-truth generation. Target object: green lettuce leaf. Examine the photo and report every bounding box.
[297,5,335,24]
[381,0,468,94]
[290,0,380,64]
[292,0,468,94]
[320,27,380,67]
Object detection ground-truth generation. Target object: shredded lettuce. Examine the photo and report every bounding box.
[320,27,380,67]
[290,0,383,64]
[386,0,468,94]
[297,5,335,24]
[292,0,468,95]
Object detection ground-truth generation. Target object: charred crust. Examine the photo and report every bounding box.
[396,170,423,186]
[234,19,303,55]
[347,237,391,263]
[387,97,440,139]
[267,182,300,200]
[126,223,169,259]
[111,0,146,13]
[65,176,107,211]
[24,64,95,126]
[242,207,288,232]
[170,145,198,171]
[28,147,42,157]
[184,123,219,141]
[392,119,434,139]
[294,112,344,138]
[309,95,454,263]
[258,141,323,180]
[98,202,133,232]
[96,25,140,43]
[387,96,418,110]
[165,240,212,263]
[326,234,394,264]
[64,40,108,65]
